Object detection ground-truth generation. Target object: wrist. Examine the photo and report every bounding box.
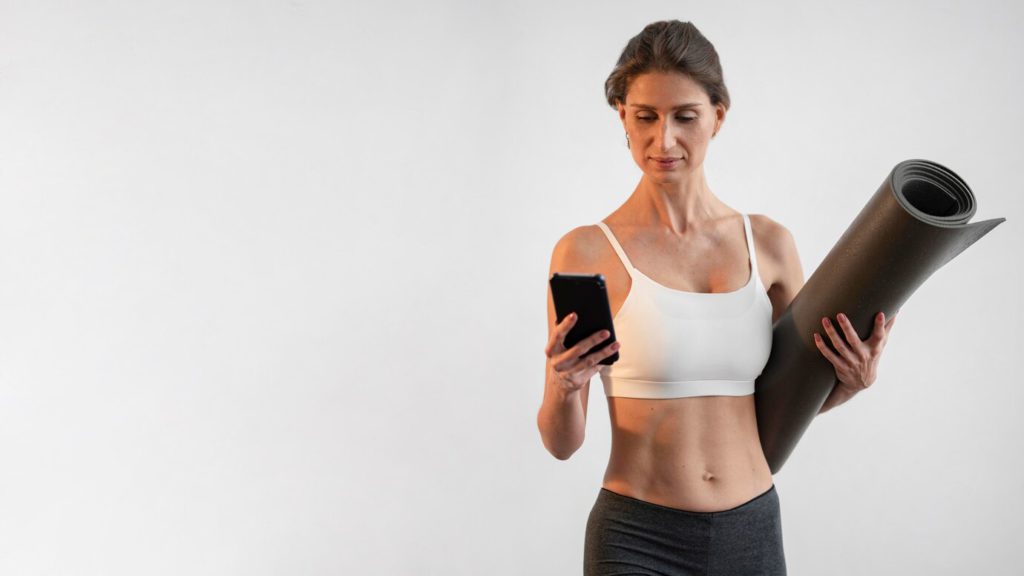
[554,384,581,403]
[546,372,581,403]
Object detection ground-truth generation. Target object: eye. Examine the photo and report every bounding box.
[637,115,656,122]
[677,116,697,122]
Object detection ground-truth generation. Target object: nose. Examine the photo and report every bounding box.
[655,119,677,152]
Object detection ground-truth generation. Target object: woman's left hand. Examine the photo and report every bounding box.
[813,311,897,395]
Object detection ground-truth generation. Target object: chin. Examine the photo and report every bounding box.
[643,166,689,179]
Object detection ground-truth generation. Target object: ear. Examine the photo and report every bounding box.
[617,101,627,126]
[713,103,727,137]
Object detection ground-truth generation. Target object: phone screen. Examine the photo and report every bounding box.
[549,273,619,365]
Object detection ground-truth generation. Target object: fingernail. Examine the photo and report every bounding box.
[838,313,846,321]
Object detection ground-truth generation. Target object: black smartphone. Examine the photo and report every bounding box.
[549,272,619,365]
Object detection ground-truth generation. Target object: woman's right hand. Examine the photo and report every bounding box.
[544,313,621,394]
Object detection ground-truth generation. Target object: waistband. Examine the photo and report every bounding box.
[597,484,777,519]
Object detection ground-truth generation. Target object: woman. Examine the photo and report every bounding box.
[537,20,897,575]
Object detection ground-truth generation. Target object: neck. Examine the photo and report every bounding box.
[632,167,721,235]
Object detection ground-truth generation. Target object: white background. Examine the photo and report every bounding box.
[1,1,1021,574]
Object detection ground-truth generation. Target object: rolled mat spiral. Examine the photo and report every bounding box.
[755,159,1005,474]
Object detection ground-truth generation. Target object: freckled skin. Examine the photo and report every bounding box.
[591,71,892,512]
[597,71,772,513]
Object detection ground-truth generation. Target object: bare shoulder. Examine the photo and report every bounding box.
[748,213,804,295]
[748,214,796,260]
[549,224,608,273]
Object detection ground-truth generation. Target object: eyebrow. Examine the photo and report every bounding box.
[629,103,703,110]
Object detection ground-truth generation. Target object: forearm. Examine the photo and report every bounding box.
[818,379,857,415]
[537,377,586,460]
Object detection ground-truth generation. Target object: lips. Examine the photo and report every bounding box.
[651,157,682,169]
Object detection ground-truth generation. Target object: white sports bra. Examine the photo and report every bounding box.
[595,214,774,399]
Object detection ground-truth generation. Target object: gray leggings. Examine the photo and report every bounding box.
[584,485,787,575]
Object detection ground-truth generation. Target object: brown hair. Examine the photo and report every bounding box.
[604,20,730,111]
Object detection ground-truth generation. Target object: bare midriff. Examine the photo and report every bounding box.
[601,393,774,513]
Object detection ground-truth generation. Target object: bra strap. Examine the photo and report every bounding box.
[595,221,637,278]
[742,214,760,279]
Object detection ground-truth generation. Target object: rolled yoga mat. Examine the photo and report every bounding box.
[755,158,1005,474]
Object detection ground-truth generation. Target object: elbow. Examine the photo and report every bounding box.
[536,415,583,460]
[548,444,579,461]
[545,445,579,461]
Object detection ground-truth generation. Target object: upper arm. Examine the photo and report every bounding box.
[752,214,805,324]
[546,226,603,420]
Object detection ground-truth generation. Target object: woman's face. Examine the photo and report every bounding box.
[617,71,725,181]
